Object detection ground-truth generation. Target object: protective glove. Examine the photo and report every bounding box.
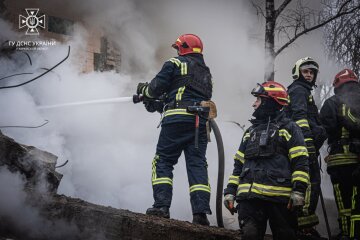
[136,82,148,95]
[352,165,360,186]
[287,191,305,212]
[224,194,237,215]
[312,126,327,150]
[144,100,164,113]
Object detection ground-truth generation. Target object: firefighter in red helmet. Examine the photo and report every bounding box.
[171,34,203,56]
[320,69,360,239]
[136,34,213,225]
[224,81,309,239]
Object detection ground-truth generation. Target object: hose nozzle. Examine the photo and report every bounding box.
[133,94,144,104]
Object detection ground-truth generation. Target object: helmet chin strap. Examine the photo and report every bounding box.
[252,97,281,119]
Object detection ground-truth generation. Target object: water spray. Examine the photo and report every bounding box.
[38,97,134,110]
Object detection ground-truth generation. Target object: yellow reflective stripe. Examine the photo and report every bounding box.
[251,183,291,197]
[180,62,187,75]
[342,214,349,234]
[279,129,292,141]
[175,86,186,101]
[192,47,201,53]
[298,214,319,227]
[243,133,250,141]
[342,104,346,116]
[189,184,211,193]
[234,150,245,163]
[334,184,345,211]
[352,187,357,210]
[309,95,313,103]
[350,214,360,238]
[341,127,349,138]
[303,184,311,215]
[327,154,359,167]
[343,144,350,154]
[335,183,348,231]
[237,183,251,195]
[144,86,153,98]
[169,57,181,67]
[292,171,310,184]
[350,187,356,236]
[347,108,357,123]
[277,97,289,103]
[228,175,240,185]
[289,146,308,159]
[296,119,310,128]
[152,177,173,186]
[304,138,313,142]
[163,108,194,117]
[263,87,284,91]
[151,155,159,180]
[339,208,351,216]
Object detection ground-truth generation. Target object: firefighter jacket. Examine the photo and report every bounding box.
[144,53,212,126]
[224,111,310,204]
[286,80,327,152]
[319,83,360,168]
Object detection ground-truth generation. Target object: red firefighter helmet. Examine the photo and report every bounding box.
[251,81,289,106]
[333,68,359,88]
[172,34,203,56]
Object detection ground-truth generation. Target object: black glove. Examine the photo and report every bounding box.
[144,100,164,113]
[352,165,360,186]
[312,126,327,150]
[136,82,148,95]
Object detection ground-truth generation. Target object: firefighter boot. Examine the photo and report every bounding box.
[146,206,170,218]
[192,213,210,226]
[297,227,327,240]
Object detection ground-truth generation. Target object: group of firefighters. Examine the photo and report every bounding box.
[136,33,360,240]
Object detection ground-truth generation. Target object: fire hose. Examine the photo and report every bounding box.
[133,94,225,227]
[39,94,225,227]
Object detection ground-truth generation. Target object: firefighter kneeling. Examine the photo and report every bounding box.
[224,81,310,239]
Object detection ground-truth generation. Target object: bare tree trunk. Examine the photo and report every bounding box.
[265,0,276,81]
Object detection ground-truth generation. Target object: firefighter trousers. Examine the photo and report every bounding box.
[151,122,211,214]
[328,164,360,239]
[298,154,321,228]
[237,199,298,240]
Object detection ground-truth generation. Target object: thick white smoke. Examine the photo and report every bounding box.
[0,0,345,236]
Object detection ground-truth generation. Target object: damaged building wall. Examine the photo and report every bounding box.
[1,0,121,73]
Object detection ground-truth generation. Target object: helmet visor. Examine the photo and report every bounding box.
[300,63,318,71]
[172,43,179,50]
[251,83,267,97]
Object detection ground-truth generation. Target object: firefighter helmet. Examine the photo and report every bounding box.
[292,57,319,81]
[251,81,289,106]
[333,68,359,88]
[172,34,203,56]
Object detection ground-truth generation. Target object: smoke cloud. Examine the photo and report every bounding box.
[0,0,345,236]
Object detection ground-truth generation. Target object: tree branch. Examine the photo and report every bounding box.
[251,0,266,18]
[275,1,360,56]
[275,0,293,19]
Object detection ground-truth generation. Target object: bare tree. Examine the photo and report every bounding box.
[323,0,360,75]
[252,0,360,81]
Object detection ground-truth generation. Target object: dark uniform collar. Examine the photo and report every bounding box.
[180,53,205,65]
[250,110,286,125]
[288,79,313,91]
